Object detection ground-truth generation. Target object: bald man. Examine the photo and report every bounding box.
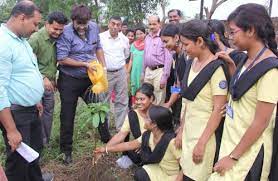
[141,16,173,105]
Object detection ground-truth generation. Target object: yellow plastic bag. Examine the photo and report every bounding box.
[87,61,108,94]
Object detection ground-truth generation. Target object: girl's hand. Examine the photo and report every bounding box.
[175,171,184,181]
[213,156,236,176]
[94,147,105,154]
[220,103,227,117]
[215,51,234,65]
[174,130,182,149]
[93,147,105,165]
[192,142,205,164]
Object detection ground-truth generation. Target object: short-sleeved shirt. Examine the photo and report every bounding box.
[209,65,278,181]
[99,31,130,71]
[56,21,102,78]
[29,27,57,80]
[137,132,181,178]
[0,24,44,111]
[181,66,228,180]
[120,110,146,133]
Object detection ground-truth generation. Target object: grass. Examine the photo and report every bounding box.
[0,93,103,166]
[0,93,135,180]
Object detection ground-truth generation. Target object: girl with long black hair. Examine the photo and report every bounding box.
[178,19,229,180]
[209,3,278,181]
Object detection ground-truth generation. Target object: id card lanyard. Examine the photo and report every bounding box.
[228,46,267,119]
[233,46,267,86]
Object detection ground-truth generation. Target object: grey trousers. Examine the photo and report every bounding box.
[41,90,55,145]
[105,67,128,130]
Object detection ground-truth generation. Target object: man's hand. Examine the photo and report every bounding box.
[85,62,97,73]
[43,77,55,91]
[7,129,22,151]
[140,75,144,84]
[0,165,7,181]
[36,102,43,117]
[160,83,166,89]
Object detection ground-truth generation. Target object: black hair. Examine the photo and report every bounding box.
[160,23,180,37]
[228,3,278,56]
[109,16,122,22]
[180,19,218,54]
[168,9,182,17]
[136,82,155,100]
[126,28,135,35]
[206,19,230,48]
[10,1,40,18]
[122,21,128,26]
[148,105,173,132]
[135,27,146,34]
[71,4,91,23]
[47,11,68,25]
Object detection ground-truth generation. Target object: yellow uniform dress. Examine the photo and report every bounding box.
[209,68,278,181]
[137,133,181,181]
[120,110,146,134]
[180,66,228,180]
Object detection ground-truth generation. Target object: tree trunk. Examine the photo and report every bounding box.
[204,0,228,19]
[269,0,273,16]
[160,1,166,24]
[94,0,99,23]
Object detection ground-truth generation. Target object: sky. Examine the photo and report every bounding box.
[160,0,278,20]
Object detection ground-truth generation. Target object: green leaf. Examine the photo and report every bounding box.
[92,113,100,128]
[99,112,106,124]
[80,117,91,130]
[99,105,109,113]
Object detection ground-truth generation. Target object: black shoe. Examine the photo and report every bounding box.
[63,153,72,165]
[42,172,54,181]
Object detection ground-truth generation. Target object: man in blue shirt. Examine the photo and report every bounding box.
[0,1,47,181]
[56,4,110,165]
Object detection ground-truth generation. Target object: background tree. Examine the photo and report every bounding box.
[159,0,169,23]
[106,0,166,26]
[0,0,17,22]
[204,0,228,19]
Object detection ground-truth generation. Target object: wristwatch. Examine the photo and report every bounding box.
[229,154,239,161]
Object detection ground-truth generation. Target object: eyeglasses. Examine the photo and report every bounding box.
[229,29,241,36]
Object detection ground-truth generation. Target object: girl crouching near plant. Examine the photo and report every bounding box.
[94,105,181,181]
[99,83,155,168]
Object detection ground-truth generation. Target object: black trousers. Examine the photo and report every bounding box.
[134,167,150,181]
[57,72,110,154]
[0,105,43,181]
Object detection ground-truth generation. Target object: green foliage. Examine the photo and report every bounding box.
[33,0,101,22]
[0,0,17,22]
[0,0,169,26]
[79,102,110,129]
[106,0,162,26]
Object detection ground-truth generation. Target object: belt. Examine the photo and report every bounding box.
[149,65,164,70]
[10,104,36,111]
[107,68,122,73]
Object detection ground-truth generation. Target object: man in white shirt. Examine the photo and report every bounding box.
[100,16,129,130]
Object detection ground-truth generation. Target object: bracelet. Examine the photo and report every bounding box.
[229,154,239,161]
[105,146,108,155]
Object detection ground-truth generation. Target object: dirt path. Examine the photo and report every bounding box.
[42,154,135,181]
